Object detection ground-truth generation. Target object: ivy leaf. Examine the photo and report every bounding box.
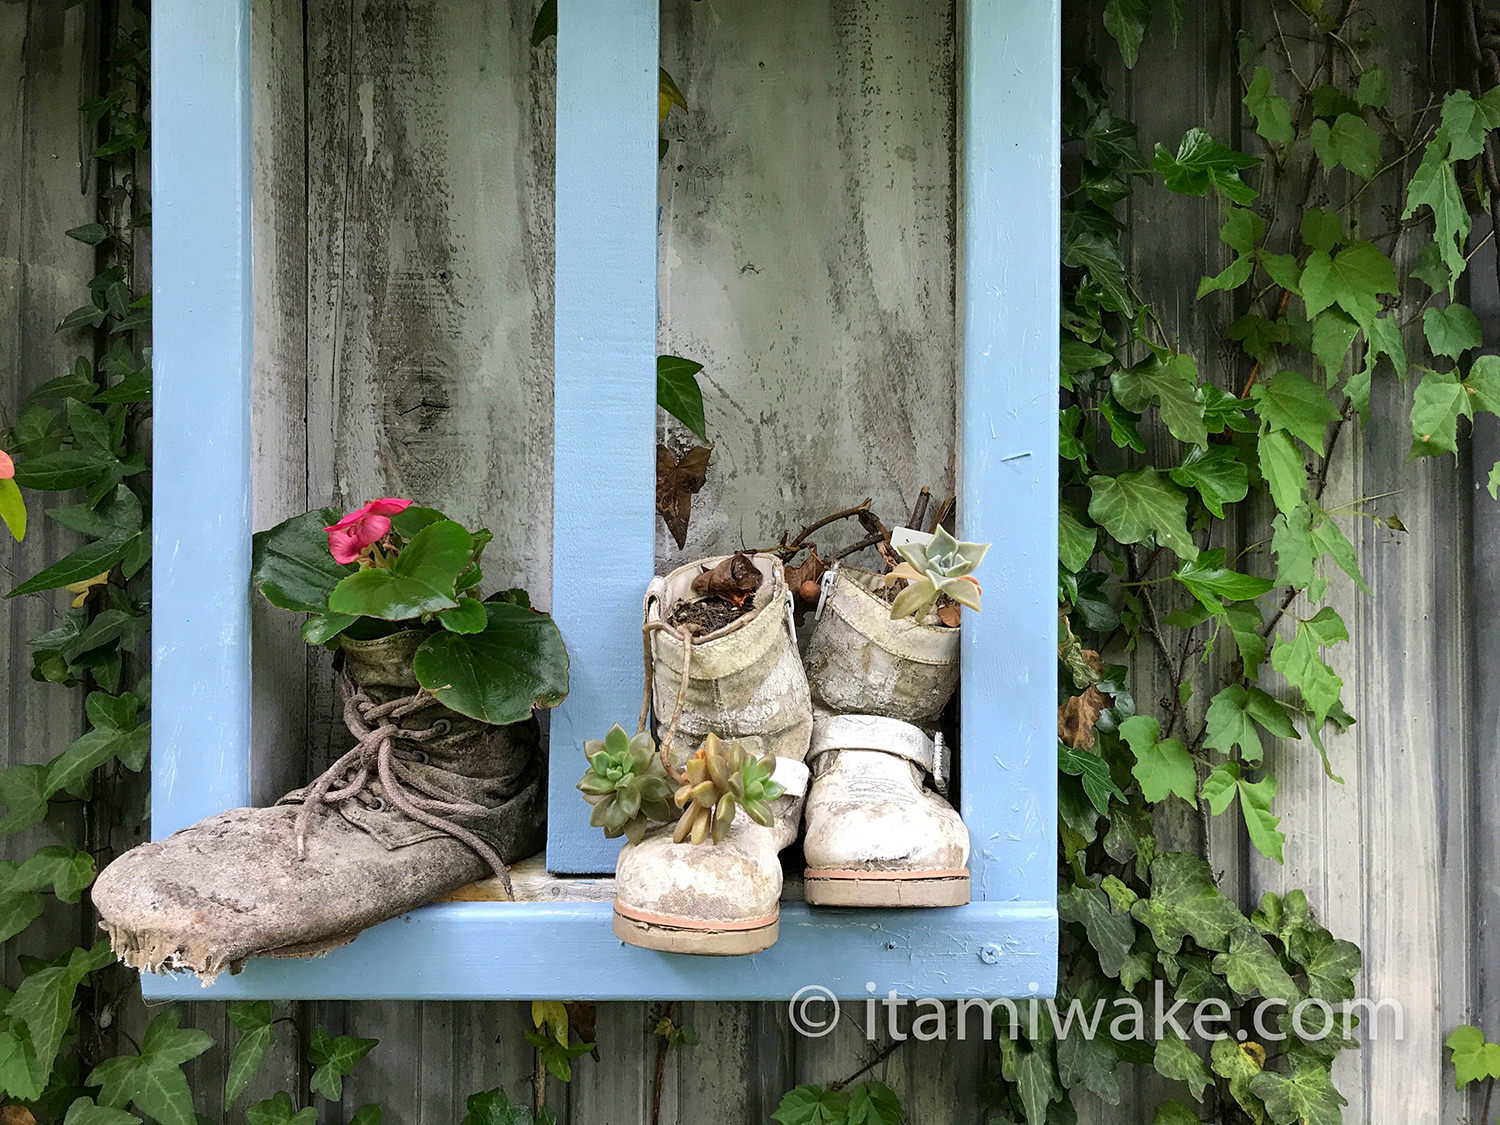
[1245,66,1293,145]
[1299,241,1396,331]
[1059,504,1098,572]
[1015,1048,1062,1125]
[1169,446,1248,518]
[1058,880,1136,978]
[1087,470,1198,561]
[307,1026,378,1101]
[1248,1061,1347,1125]
[1057,747,1124,815]
[1300,929,1362,1002]
[1199,207,1265,297]
[1149,1103,1203,1125]
[1173,549,1275,615]
[86,1007,209,1125]
[1213,925,1300,1005]
[462,1087,546,1125]
[1257,430,1307,515]
[1130,853,1248,955]
[1447,1025,1500,1088]
[1423,304,1483,361]
[0,765,50,836]
[328,520,471,620]
[1490,461,1500,500]
[245,1093,316,1125]
[1102,0,1151,67]
[844,1081,901,1125]
[63,1098,140,1125]
[1119,715,1196,804]
[251,508,353,613]
[1110,354,1208,447]
[656,355,708,441]
[1203,685,1298,763]
[1309,113,1379,178]
[1153,1034,1213,1102]
[1270,607,1348,728]
[1153,128,1259,205]
[1257,371,1341,454]
[349,1108,384,1125]
[224,1002,274,1108]
[772,1085,848,1125]
[1056,1013,1124,1103]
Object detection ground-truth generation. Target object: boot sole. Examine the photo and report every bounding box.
[612,902,780,956]
[803,868,970,907]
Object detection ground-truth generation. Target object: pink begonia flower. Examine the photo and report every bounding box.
[325,498,413,564]
[0,450,13,480]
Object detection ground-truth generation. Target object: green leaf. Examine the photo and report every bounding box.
[1058,880,1136,978]
[10,845,96,903]
[1301,930,1361,1002]
[307,1026,378,1101]
[1299,241,1396,331]
[1248,1061,1347,1125]
[1058,746,1124,815]
[1199,207,1265,297]
[462,1087,545,1125]
[1119,715,1196,804]
[87,1007,210,1125]
[10,448,114,491]
[1447,1024,1500,1088]
[1409,370,1470,457]
[45,719,149,799]
[63,1097,141,1125]
[0,764,50,835]
[413,602,570,724]
[1111,354,1207,446]
[1245,66,1293,145]
[439,596,488,634]
[1131,853,1248,955]
[0,479,26,541]
[251,508,353,613]
[1212,925,1300,1006]
[772,1084,848,1125]
[47,485,143,540]
[1173,549,1275,615]
[1423,303,1483,361]
[349,1107,384,1125]
[1270,607,1347,728]
[1489,461,1500,499]
[1087,470,1198,561]
[1310,506,1370,594]
[1102,0,1151,67]
[1016,1048,1061,1125]
[1149,1103,1203,1125]
[245,1093,317,1125]
[657,355,708,441]
[7,535,137,598]
[66,223,109,245]
[1299,208,1344,252]
[302,612,358,645]
[1357,66,1388,107]
[1169,446,1248,518]
[1404,143,1469,288]
[529,0,556,46]
[1059,504,1097,572]
[1309,113,1379,178]
[327,520,473,620]
[225,1001,274,1108]
[1257,430,1307,515]
[845,1081,901,1125]
[1257,371,1341,453]
[1154,1034,1212,1102]
[1153,128,1259,204]
[1310,310,1359,383]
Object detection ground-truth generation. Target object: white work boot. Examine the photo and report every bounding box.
[612,554,815,955]
[802,566,959,724]
[802,713,970,907]
[612,757,809,954]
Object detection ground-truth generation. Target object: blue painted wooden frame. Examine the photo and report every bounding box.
[145,0,1059,1001]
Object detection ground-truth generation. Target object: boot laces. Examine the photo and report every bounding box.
[293,674,514,898]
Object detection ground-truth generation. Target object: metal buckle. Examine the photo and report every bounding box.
[814,561,841,621]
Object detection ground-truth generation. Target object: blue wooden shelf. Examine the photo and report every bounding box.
[149,0,1060,1001]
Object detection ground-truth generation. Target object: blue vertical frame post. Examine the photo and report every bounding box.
[959,0,1061,993]
[548,0,661,872]
[150,0,254,841]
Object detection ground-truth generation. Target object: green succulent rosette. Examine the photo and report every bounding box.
[577,724,675,845]
[671,733,786,846]
[887,525,991,622]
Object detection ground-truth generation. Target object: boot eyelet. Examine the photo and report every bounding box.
[369,796,387,812]
[430,719,453,736]
[410,750,430,765]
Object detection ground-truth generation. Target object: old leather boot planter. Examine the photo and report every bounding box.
[613,758,809,954]
[802,565,960,725]
[612,554,814,954]
[802,713,970,907]
[91,630,544,982]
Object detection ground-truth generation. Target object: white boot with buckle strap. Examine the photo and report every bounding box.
[801,712,970,907]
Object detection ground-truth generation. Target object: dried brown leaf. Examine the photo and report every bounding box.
[656,444,710,549]
[691,550,761,606]
[1057,685,1112,750]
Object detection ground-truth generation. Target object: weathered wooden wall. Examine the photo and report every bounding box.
[2,0,1496,1120]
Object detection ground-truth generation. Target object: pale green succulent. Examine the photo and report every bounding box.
[577,724,675,844]
[671,733,786,845]
[887,526,990,622]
